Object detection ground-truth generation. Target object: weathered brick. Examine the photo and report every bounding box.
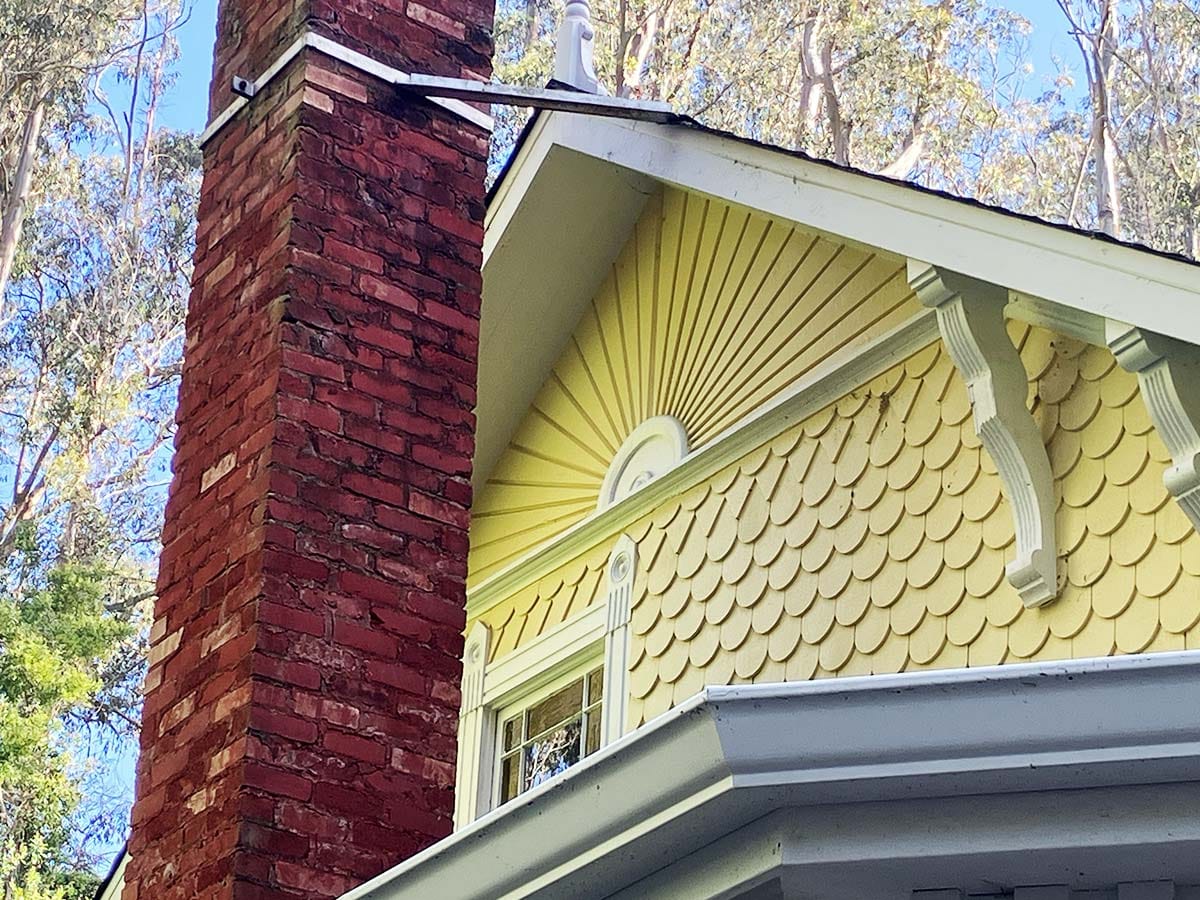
[323,730,387,765]
[124,0,491,895]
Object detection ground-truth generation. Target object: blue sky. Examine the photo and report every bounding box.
[162,0,1081,135]
[158,2,217,133]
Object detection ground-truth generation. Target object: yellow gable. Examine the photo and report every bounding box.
[470,187,921,583]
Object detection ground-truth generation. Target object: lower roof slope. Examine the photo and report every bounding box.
[344,652,1200,899]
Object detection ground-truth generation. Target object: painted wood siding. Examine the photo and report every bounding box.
[624,324,1200,727]
[474,535,614,664]
[469,187,921,583]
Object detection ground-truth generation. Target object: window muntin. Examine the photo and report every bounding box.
[498,667,603,804]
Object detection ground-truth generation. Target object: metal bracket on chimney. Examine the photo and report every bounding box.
[231,75,257,100]
[395,75,674,122]
[203,31,673,147]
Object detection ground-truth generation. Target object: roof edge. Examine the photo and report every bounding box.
[344,651,1200,900]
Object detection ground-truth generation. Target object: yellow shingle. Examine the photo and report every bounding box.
[620,331,1195,725]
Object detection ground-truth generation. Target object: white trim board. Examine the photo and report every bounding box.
[482,604,605,706]
[544,114,1200,347]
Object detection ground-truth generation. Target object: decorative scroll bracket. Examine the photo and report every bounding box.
[909,261,1058,607]
[601,534,637,745]
[1107,320,1200,533]
[453,621,492,829]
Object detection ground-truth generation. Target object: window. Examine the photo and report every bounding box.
[496,667,603,804]
[454,534,635,827]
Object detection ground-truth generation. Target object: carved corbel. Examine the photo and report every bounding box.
[909,261,1058,607]
[453,621,492,829]
[1107,321,1200,531]
[601,534,637,745]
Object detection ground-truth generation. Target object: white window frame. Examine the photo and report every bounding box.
[454,534,637,828]
[491,655,605,809]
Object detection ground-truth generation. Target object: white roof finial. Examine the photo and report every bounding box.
[555,0,605,94]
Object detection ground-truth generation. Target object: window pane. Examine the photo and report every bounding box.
[584,706,602,755]
[524,718,581,791]
[525,678,584,739]
[502,715,522,752]
[500,752,521,803]
[496,667,605,807]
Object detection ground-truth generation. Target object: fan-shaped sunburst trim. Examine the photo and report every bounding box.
[469,187,921,584]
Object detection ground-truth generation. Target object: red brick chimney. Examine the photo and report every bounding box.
[123,0,494,896]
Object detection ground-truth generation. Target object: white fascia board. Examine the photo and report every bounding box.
[542,115,1200,348]
[341,692,734,900]
[483,114,554,262]
[341,651,1200,900]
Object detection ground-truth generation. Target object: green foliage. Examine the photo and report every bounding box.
[0,565,133,896]
[0,0,197,892]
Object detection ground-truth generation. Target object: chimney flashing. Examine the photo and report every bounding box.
[200,32,495,147]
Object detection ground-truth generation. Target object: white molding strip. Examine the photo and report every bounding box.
[601,536,636,744]
[467,309,939,617]
[911,261,1058,607]
[1107,320,1200,533]
[453,622,492,829]
[199,32,493,148]
[1005,292,1106,347]
[481,603,605,707]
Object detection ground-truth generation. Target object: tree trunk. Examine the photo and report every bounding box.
[878,0,951,181]
[616,0,628,94]
[1093,0,1121,236]
[0,100,44,314]
[793,11,849,165]
[622,10,661,97]
[821,38,850,167]
[524,0,537,52]
[794,15,826,148]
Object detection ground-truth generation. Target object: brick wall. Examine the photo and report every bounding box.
[124,0,494,897]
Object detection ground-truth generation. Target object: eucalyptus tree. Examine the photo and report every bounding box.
[0,0,197,891]
[1106,1,1200,255]
[492,0,1038,191]
[494,0,1200,259]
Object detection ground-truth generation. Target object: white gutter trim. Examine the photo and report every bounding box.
[343,650,1200,900]
[702,644,1192,702]
[199,33,493,148]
